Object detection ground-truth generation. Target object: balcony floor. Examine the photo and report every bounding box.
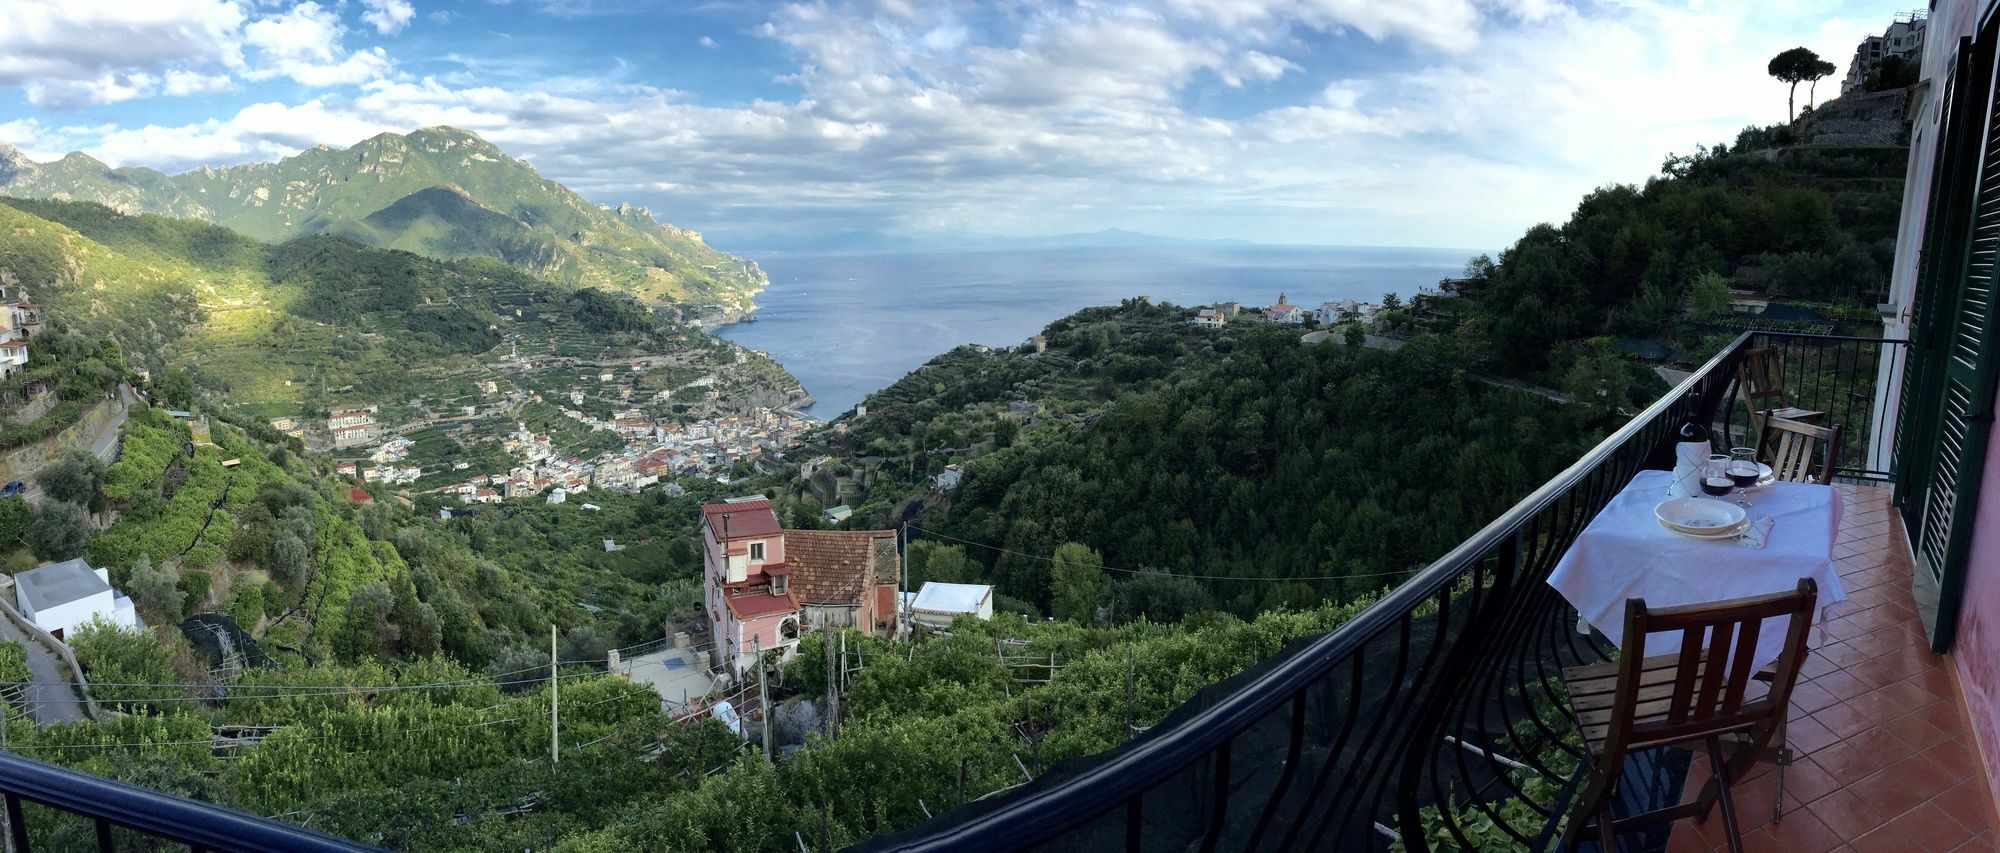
[1667,484,1999,852]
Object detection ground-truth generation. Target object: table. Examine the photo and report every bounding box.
[1546,469,1847,670]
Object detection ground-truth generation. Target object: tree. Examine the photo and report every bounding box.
[1806,58,1837,108]
[153,370,196,410]
[265,532,310,586]
[1768,47,1824,123]
[127,554,184,624]
[1112,573,1210,624]
[35,447,106,508]
[1689,270,1734,319]
[26,501,91,560]
[906,541,972,585]
[178,569,211,614]
[1048,542,1110,625]
[0,498,27,546]
[1380,292,1404,312]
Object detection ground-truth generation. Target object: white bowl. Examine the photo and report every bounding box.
[1655,497,1748,534]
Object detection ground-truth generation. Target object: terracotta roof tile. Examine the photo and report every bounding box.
[785,529,899,605]
[702,500,782,539]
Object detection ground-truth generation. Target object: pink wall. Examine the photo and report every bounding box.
[1952,391,2000,810]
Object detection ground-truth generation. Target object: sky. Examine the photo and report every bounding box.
[0,0,1915,252]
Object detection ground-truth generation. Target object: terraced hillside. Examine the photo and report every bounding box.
[0,198,803,439]
[0,128,765,316]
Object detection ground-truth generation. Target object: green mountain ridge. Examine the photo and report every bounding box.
[0,197,803,431]
[0,128,764,316]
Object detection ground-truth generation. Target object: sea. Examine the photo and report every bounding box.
[714,244,1476,419]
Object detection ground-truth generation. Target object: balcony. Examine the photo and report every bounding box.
[1667,483,1991,851]
[861,331,1992,852]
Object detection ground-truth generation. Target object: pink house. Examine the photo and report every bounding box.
[702,497,800,673]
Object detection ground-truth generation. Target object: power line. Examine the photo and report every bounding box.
[906,524,1422,583]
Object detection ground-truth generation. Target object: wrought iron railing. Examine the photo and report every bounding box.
[1712,332,1909,479]
[0,752,372,852]
[858,329,1898,852]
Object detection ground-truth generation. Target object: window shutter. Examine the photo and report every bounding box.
[1909,31,2000,652]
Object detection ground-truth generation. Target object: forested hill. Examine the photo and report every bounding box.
[782,302,1634,619]
[1465,115,1907,373]
[0,127,764,315]
[0,197,801,422]
[785,108,1909,622]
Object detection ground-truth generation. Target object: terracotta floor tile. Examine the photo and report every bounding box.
[1819,641,1877,669]
[1816,669,1872,700]
[1812,730,1914,786]
[1850,682,1944,726]
[1794,680,1845,714]
[1890,802,1977,852]
[1744,809,1847,853]
[1947,833,1994,852]
[1881,712,1955,753]
[1814,702,1877,739]
[1787,713,1842,756]
[1853,655,1925,690]
[1666,826,1713,853]
[1923,740,1980,784]
[1853,822,1930,852]
[1811,788,1894,841]
[1780,755,1847,813]
[1934,780,1997,835]
[1915,701,1972,734]
[1903,667,1958,700]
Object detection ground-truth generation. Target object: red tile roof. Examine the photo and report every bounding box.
[702,499,782,539]
[784,529,899,605]
[724,590,798,619]
[348,487,373,503]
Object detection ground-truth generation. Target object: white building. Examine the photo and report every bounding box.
[909,582,995,629]
[1842,13,1927,94]
[14,559,137,640]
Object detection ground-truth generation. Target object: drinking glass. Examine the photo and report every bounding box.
[1701,454,1735,501]
[1728,447,1761,507]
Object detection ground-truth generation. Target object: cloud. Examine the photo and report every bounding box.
[0,0,247,108]
[242,2,396,86]
[5,0,1896,250]
[362,0,418,35]
[699,35,718,48]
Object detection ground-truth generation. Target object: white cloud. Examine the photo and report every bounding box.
[8,0,1903,249]
[0,0,247,108]
[162,69,235,96]
[699,35,718,48]
[241,2,396,86]
[362,0,418,35]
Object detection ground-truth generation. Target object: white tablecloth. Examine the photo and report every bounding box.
[1546,469,1847,670]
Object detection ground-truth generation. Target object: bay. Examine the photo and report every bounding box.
[715,244,1475,418]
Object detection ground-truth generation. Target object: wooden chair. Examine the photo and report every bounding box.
[1738,347,1824,439]
[1559,580,1818,853]
[1758,416,1843,485]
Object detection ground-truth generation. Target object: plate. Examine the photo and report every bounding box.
[1655,497,1748,534]
[1656,516,1750,539]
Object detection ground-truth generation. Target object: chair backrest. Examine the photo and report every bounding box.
[1738,347,1790,414]
[1759,416,1843,485]
[1606,580,1818,755]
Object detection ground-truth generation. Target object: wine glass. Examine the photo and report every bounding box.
[1701,454,1735,502]
[1728,447,1761,507]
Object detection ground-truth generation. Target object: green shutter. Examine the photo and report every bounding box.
[1908,30,2000,653]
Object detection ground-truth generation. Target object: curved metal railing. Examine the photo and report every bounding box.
[858,331,1808,852]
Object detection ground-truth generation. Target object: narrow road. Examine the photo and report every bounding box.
[0,615,85,723]
[22,384,133,503]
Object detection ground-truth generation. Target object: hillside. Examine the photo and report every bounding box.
[0,128,764,316]
[0,198,803,439]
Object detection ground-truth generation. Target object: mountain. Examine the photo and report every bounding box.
[0,128,765,316]
[0,197,803,429]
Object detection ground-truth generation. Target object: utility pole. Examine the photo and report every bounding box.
[756,636,772,761]
[549,624,559,766]
[824,631,841,741]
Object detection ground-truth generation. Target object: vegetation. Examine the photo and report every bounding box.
[1768,47,1835,122]
[0,128,766,312]
[0,197,801,443]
